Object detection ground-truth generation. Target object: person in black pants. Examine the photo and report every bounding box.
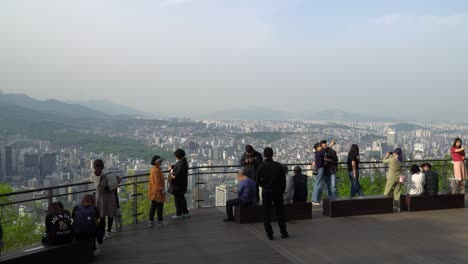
[170,149,189,219]
[256,147,288,240]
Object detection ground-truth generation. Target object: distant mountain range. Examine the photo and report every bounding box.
[67,100,146,116]
[0,93,109,120]
[203,106,394,122]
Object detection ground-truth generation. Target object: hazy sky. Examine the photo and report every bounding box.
[1,0,468,119]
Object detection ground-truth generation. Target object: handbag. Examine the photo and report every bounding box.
[399,174,406,183]
[167,183,174,195]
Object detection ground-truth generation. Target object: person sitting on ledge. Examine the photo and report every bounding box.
[292,166,308,203]
[421,163,439,195]
[224,169,256,222]
[406,165,425,196]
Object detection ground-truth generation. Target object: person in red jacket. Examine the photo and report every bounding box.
[450,138,468,193]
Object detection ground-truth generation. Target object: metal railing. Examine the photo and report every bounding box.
[0,158,464,253]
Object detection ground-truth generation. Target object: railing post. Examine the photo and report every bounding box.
[443,160,448,194]
[197,167,200,209]
[133,177,138,225]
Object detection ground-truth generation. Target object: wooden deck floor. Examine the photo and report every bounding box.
[95,206,468,264]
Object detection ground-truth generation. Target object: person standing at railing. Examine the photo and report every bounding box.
[256,147,288,240]
[148,155,167,227]
[311,140,336,205]
[450,138,468,194]
[90,159,119,240]
[240,145,263,202]
[382,148,403,211]
[322,140,338,199]
[169,149,190,220]
[347,144,364,197]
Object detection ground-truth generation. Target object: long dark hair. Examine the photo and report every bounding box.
[348,144,359,156]
[410,164,421,174]
[453,138,462,148]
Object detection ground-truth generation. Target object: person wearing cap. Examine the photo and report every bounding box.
[223,169,256,222]
[239,145,263,202]
[421,163,438,195]
[148,155,167,227]
[382,148,403,210]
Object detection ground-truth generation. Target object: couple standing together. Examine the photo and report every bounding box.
[311,140,364,205]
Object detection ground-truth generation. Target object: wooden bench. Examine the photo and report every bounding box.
[234,202,312,224]
[0,240,93,264]
[400,194,465,212]
[323,195,394,218]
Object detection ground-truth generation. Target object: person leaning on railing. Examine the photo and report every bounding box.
[382,148,403,211]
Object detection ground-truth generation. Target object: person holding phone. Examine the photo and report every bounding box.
[382,148,403,211]
[451,138,468,194]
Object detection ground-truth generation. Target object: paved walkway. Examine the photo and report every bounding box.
[96,206,468,264]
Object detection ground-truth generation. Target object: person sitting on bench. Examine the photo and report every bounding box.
[421,163,439,195]
[224,169,256,222]
[406,165,425,196]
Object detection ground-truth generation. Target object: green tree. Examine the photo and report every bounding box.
[0,183,42,253]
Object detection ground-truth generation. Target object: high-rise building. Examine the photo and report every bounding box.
[24,153,40,168]
[40,152,57,178]
[387,130,396,148]
[1,146,15,179]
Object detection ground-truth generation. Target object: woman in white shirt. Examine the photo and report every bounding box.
[406,165,425,196]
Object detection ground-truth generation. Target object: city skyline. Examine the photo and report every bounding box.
[1,1,468,120]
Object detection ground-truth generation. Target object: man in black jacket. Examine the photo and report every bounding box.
[170,149,189,219]
[256,147,288,240]
[240,145,263,202]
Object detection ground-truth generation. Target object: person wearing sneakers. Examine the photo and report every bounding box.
[90,159,118,240]
[169,149,189,219]
[223,168,256,222]
[148,155,168,227]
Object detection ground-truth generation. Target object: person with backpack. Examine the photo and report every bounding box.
[148,155,167,227]
[90,159,118,240]
[72,194,100,256]
[45,202,73,245]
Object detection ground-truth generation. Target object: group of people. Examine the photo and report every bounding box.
[224,137,467,230]
[38,137,468,251]
[226,146,289,240]
[43,159,124,256]
[147,148,190,227]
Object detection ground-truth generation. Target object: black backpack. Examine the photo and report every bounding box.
[72,205,97,237]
